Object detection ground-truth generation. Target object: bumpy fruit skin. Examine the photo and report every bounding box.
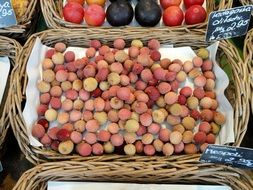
[199,122,211,134]
[184,143,197,154]
[113,39,126,50]
[144,145,156,156]
[197,48,209,59]
[148,39,160,50]
[200,143,208,152]
[97,130,111,142]
[77,143,92,156]
[104,142,115,153]
[193,131,206,144]
[159,128,171,142]
[170,131,182,145]
[110,134,124,146]
[92,143,104,155]
[83,77,98,92]
[56,129,71,141]
[214,112,226,125]
[58,140,74,155]
[173,124,185,134]
[142,133,154,145]
[32,124,45,138]
[125,119,140,133]
[162,143,174,156]
[182,130,193,144]
[124,144,136,155]
[135,141,144,154]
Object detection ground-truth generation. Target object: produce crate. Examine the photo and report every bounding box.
[0,36,21,150]
[13,161,253,190]
[10,29,250,164]
[244,28,253,112]
[0,0,38,40]
[40,0,232,31]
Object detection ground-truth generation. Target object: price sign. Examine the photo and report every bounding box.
[206,5,253,41]
[0,0,17,28]
[200,145,253,169]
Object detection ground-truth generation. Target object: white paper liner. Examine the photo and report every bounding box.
[0,56,10,105]
[23,37,234,147]
[62,0,206,27]
[47,181,232,190]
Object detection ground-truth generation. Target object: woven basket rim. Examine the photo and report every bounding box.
[240,0,253,5]
[10,29,250,165]
[40,0,233,30]
[0,36,21,149]
[243,28,253,112]
[0,0,37,37]
[13,160,253,190]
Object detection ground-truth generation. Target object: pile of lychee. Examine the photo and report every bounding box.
[31,38,226,157]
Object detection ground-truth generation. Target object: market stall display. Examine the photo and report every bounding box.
[40,0,232,30]
[13,161,253,190]
[0,36,21,150]
[27,37,231,157]
[9,29,250,165]
[0,0,38,40]
[244,28,253,112]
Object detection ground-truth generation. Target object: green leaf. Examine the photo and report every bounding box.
[220,54,233,81]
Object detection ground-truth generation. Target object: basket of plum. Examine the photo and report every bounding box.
[13,160,253,190]
[40,0,232,31]
[0,36,21,150]
[10,29,249,166]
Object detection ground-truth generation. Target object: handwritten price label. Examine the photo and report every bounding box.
[206,6,253,41]
[200,145,253,169]
[0,0,17,28]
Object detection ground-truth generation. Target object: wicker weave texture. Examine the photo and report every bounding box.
[240,0,253,5]
[13,160,253,190]
[244,29,253,112]
[0,36,21,149]
[0,0,38,39]
[10,29,250,165]
[40,0,232,31]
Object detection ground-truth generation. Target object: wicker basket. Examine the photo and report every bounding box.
[40,0,232,31]
[0,36,21,149]
[0,0,38,40]
[10,29,250,165]
[244,29,253,113]
[240,0,253,5]
[13,161,253,190]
